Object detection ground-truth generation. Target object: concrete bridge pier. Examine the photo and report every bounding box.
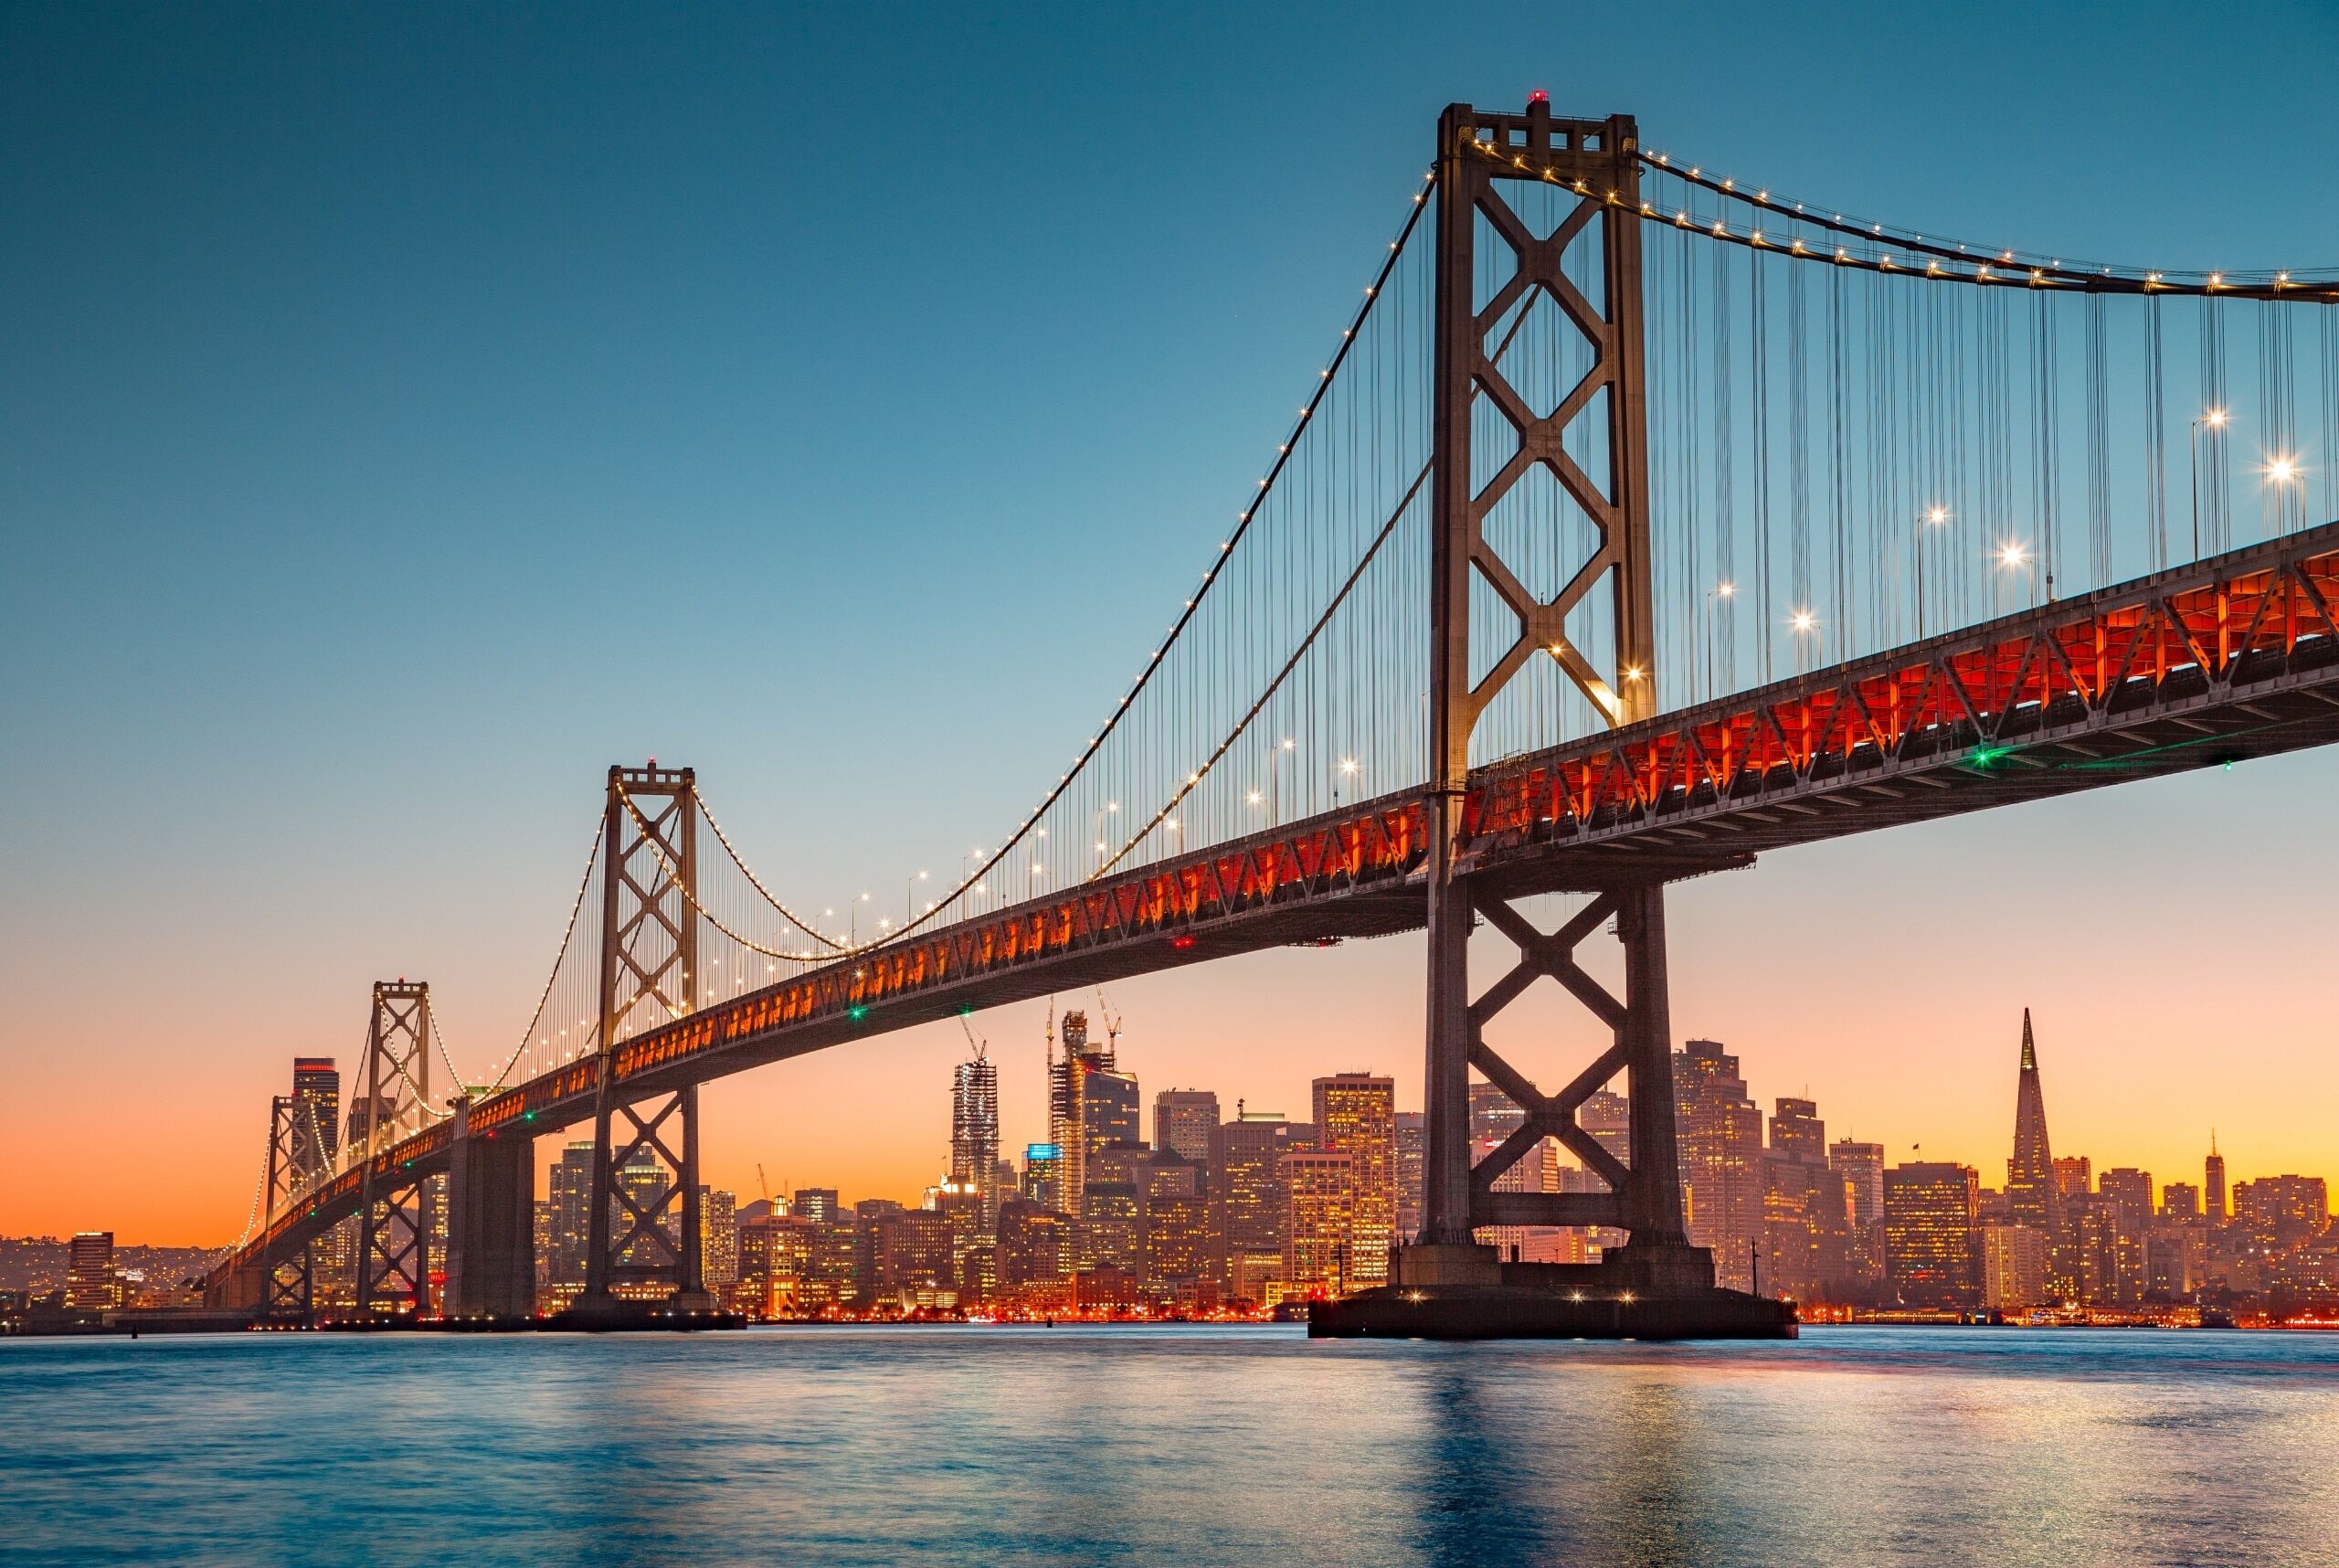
[441,1100,537,1320]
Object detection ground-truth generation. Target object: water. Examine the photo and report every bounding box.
[5,1325,2336,1566]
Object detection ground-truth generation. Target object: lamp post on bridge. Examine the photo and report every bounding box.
[2191,408,2228,560]
[1915,506,1950,639]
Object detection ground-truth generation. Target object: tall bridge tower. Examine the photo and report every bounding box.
[574,764,712,1319]
[1400,100,1732,1315]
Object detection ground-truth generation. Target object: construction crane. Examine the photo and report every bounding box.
[958,1010,987,1060]
[1093,986,1123,1055]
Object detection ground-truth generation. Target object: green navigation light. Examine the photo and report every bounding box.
[849,1005,869,1022]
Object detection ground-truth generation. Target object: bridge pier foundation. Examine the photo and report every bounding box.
[442,1101,536,1320]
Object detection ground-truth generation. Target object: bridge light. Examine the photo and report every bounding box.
[1340,758,1359,775]
[1998,543,2030,569]
[1719,581,1735,598]
[1791,610,1816,633]
[2265,455,2300,484]
[848,1005,868,1022]
[1247,790,1264,806]
[1170,934,1196,951]
[1928,505,1949,524]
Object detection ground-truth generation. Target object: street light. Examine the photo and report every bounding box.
[1789,608,1819,673]
[1997,541,2036,609]
[1916,506,1950,638]
[1702,581,1735,700]
[2190,408,2229,561]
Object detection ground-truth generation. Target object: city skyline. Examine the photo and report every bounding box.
[28,999,2313,1257]
[7,3,2339,1246]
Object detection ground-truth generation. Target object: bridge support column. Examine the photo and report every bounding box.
[442,1099,537,1319]
[1351,97,1787,1338]
[567,764,714,1324]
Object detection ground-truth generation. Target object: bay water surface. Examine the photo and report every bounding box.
[4,1324,2335,1566]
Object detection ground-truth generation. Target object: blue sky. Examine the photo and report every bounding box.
[6,1,2338,1236]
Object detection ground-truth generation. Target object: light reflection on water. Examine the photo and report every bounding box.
[4,1325,2336,1566]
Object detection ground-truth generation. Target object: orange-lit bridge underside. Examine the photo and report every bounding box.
[223,521,2339,1279]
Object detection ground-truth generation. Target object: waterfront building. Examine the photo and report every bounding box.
[2146,1226,2204,1299]
[700,1187,739,1308]
[996,1198,1067,1293]
[1284,1150,1357,1298]
[545,1140,596,1295]
[1312,1074,1395,1285]
[1213,1110,1311,1298]
[1675,1039,1764,1293]
[1883,1162,1982,1309]
[65,1232,116,1310]
[1761,1098,1856,1302]
[1981,1222,2050,1310]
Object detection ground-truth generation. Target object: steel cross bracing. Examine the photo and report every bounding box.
[214,519,2339,1286]
[259,1095,312,1321]
[354,981,436,1316]
[577,766,709,1314]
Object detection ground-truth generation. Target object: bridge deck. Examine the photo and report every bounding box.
[224,521,2339,1280]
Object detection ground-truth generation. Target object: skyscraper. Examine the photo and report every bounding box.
[1312,1074,1395,1286]
[1830,1140,1887,1228]
[1675,1039,1764,1292]
[291,1057,341,1178]
[951,1049,1001,1231]
[1048,1009,1124,1211]
[1393,1111,1425,1243]
[2205,1135,2228,1222]
[1214,1111,1310,1300]
[1154,1089,1219,1184]
[1884,1162,1982,1308]
[1768,1098,1826,1166]
[65,1232,116,1311]
[2005,1009,2059,1235]
[1283,1150,1356,1298]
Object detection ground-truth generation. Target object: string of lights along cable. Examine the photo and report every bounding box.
[228,105,2339,1268]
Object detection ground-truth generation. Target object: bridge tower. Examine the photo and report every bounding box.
[258,1094,313,1324]
[573,764,713,1319]
[354,980,437,1316]
[1392,100,1753,1324]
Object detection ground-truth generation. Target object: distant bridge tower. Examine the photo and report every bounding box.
[575,764,712,1318]
[354,980,436,1315]
[258,1094,312,1323]
[1408,100,1709,1297]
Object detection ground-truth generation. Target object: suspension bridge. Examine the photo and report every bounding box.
[206,100,2339,1335]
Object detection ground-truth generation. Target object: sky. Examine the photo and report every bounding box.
[5,0,2339,1244]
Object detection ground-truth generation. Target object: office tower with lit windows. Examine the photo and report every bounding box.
[1138,1153,1211,1292]
[951,1049,1001,1231]
[2161,1181,2203,1221]
[1883,1161,1982,1308]
[2054,1157,2091,1202]
[1021,1144,1064,1212]
[1982,1222,2050,1310]
[1394,1111,1425,1243]
[65,1232,117,1310]
[2098,1168,2155,1224]
[1830,1140,1886,1229]
[2005,1010,2059,1237]
[290,1058,341,1177]
[1675,1039,1764,1292]
[1312,1074,1395,1285]
[544,1140,597,1304]
[700,1187,739,1308]
[1768,1097,1826,1166]
[1154,1089,1219,1186]
[792,1189,841,1224]
[1283,1150,1357,1298]
[1213,1111,1311,1300]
